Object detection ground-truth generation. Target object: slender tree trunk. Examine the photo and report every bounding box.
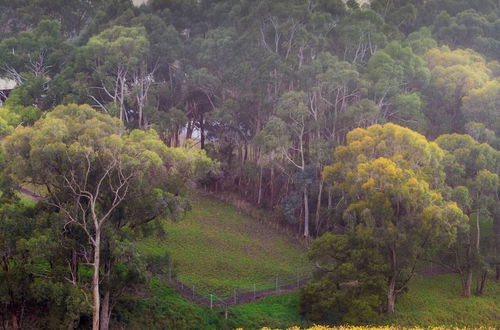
[494,213,500,281]
[99,290,110,330]
[387,277,397,315]
[303,187,309,237]
[476,270,487,295]
[387,246,397,314]
[315,179,323,237]
[92,230,101,330]
[11,314,19,330]
[200,115,205,150]
[463,269,473,297]
[270,162,275,209]
[257,164,263,206]
[100,258,111,330]
[476,209,481,252]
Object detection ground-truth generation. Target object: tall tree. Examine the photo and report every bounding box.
[6,104,214,329]
[323,123,466,313]
[436,134,500,294]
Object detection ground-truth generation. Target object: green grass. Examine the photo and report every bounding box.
[375,274,500,327]
[115,278,225,330]
[137,194,310,297]
[119,274,499,329]
[231,274,499,328]
[17,192,37,208]
[228,292,311,329]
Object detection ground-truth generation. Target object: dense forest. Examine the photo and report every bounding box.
[0,0,499,329]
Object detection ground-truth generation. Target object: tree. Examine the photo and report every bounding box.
[423,46,491,135]
[462,80,500,140]
[260,91,313,237]
[6,104,214,329]
[436,134,500,294]
[77,26,150,123]
[365,41,430,129]
[323,123,466,314]
[299,229,387,324]
[336,9,389,64]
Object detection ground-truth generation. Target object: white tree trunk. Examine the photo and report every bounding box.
[92,230,101,330]
[303,187,309,237]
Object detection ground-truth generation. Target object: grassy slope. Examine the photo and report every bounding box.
[138,194,310,297]
[137,195,498,328]
[230,274,500,328]
[376,275,500,327]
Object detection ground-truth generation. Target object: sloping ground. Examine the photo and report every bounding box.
[137,193,310,298]
[230,275,500,328]
[376,275,500,327]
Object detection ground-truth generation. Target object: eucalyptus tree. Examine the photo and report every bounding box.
[462,80,500,140]
[365,41,430,131]
[77,26,150,124]
[335,9,389,64]
[323,123,466,313]
[423,46,492,135]
[436,134,500,295]
[6,104,214,330]
[258,91,314,237]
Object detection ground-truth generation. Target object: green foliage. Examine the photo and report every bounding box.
[324,123,467,313]
[299,231,386,324]
[241,274,500,328]
[114,278,224,329]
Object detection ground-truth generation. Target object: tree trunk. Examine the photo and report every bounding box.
[257,164,263,206]
[494,212,500,281]
[476,270,487,295]
[387,277,396,314]
[99,290,110,330]
[200,115,205,150]
[476,209,481,252]
[303,187,309,237]
[10,313,19,330]
[315,179,323,237]
[270,163,275,209]
[100,257,111,330]
[92,230,101,330]
[387,246,397,314]
[463,269,473,297]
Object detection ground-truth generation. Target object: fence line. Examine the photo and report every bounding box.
[164,270,311,310]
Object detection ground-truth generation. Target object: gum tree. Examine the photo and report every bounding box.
[323,123,466,313]
[6,104,214,329]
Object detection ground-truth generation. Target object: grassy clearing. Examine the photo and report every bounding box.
[230,275,500,328]
[137,194,310,297]
[375,274,500,327]
[17,192,37,208]
[229,291,310,329]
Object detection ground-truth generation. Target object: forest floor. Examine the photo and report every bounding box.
[137,193,311,299]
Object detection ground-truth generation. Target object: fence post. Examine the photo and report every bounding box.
[225,306,228,320]
[192,285,195,299]
[275,276,279,292]
[181,282,184,290]
[210,294,213,310]
[253,284,256,300]
[233,288,236,305]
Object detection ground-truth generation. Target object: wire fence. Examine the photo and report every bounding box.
[163,268,311,315]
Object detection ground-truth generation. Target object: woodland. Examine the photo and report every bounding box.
[0,0,499,329]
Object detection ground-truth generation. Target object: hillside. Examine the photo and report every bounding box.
[229,275,500,328]
[138,194,311,298]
